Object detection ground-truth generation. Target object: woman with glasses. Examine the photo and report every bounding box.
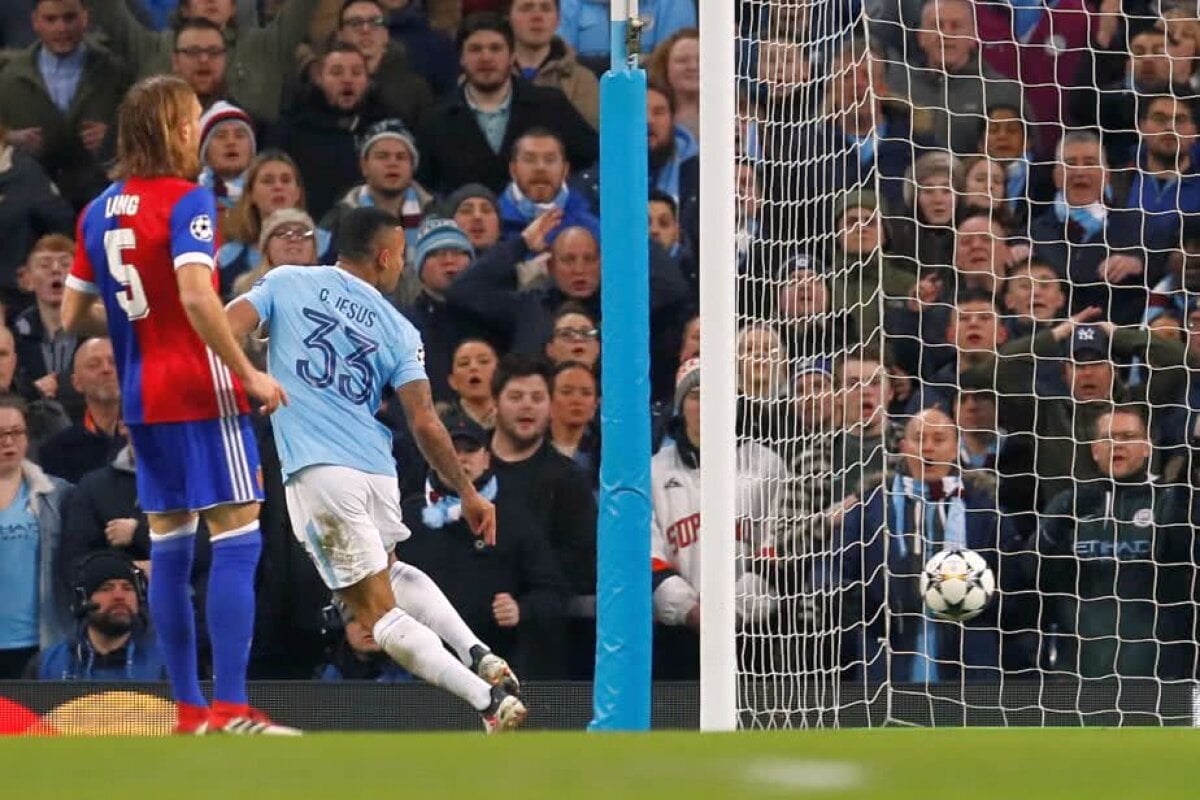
[544,302,599,368]
[218,151,332,298]
[231,208,320,369]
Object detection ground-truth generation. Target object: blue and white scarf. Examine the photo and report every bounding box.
[504,182,570,222]
[422,475,499,529]
[890,472,967,683]
[1053,191,1108,241]
[199,167,246,209]
[1005,157,1029,215]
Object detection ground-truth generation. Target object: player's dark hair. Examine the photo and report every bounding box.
[491,352,553,398]
[457,12,514,53]
[336,207,401,263]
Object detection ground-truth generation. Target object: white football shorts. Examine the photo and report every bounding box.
[285,464,412,590]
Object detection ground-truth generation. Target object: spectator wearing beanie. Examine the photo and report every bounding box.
[197,101,257,214]
[27,551,166,681]
[230,208,321,298]
[444,183,502,253]
[320,118,433,277]
[399,217,497,403]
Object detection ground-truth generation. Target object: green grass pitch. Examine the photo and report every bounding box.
[3,728,1197,799]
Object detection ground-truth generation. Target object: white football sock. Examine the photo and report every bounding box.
[373,607,493,712]
[390,561,485,665]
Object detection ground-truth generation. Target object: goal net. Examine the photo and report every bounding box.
[716,0,1200,728]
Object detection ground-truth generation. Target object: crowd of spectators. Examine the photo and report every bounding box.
[3,0,1200,692]
[737,0,1200,686]
[0,0,699,684]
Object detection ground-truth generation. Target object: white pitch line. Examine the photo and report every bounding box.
[743,759,867,793]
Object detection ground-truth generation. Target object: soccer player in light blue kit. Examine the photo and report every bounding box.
[226,207,526,732]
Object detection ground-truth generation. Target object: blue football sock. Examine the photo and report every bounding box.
[149,525,206,708]
[207,524,262,707]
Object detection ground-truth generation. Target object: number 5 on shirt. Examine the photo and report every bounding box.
[104,229,150,320]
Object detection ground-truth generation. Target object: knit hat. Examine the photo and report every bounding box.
[358,118,420,170]
[258,207,316,254]
[673,356,700,415]
[75,551,140,601]
[414,217,474,278]
[198,101,256,161]
[836,188,878,222]
[442,182,500,217]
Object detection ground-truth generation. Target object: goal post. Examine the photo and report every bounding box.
[698,0,740,734]
[701,0,1200,730]
[589,0,652,733]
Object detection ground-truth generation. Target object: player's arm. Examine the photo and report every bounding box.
[396,379,497,545]
[225,296,263,340]
[63,213,109,337]
[61,286,109,337]
[177,265,286,413]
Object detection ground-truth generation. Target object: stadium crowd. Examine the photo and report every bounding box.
[1,0,1199,691]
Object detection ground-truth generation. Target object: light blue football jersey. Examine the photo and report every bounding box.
[240,265,427,481]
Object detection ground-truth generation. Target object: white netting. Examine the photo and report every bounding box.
[729,0,1200,728]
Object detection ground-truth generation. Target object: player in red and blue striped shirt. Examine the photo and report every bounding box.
[62,76,294,735]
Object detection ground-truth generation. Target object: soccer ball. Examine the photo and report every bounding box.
[919,548,995,622]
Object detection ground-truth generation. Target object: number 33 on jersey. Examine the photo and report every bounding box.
[69,177,252,426]
[237,264,428,483]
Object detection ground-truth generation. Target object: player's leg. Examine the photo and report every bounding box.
[289,467,525,731]
[369,475,514,686]
[201,500,263,725]
[147,510,207,732]
[387,559,519,694]
[339,572,485,705]
[128,422,208,733]
[187,415,291,734]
